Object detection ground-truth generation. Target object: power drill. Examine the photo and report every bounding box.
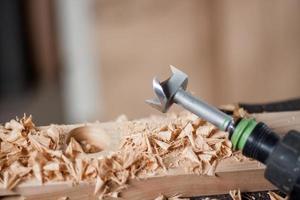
[146,66,300,199]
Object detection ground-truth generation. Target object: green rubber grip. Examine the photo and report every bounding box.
[231,118,257,150]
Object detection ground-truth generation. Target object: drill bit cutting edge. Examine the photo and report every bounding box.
[146,66,234,132]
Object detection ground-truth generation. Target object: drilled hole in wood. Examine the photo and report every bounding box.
[66,126,110,154]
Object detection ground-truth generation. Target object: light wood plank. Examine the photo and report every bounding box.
[0,111,299,199]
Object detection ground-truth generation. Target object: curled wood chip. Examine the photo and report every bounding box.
[196,125,215,137]
[43,162,60,171]
[219,104,236,111]
[32,163,43,183]
[65,137,84,157]
[219,105,248,118]
[182,147,200,164]
[3,170,22,190]
[154,194,190,200]
[154,139,171,151]
[45,126,61,149]
[268,191,287,200]
[229,189,241,200]
[154,194,167,200]
[183,123,196,148]
[145,133,153,154]
[206,160,218,176]
[5,119,24,131]
[94,176,105,195]
[57,197,69,200]
[85,164,97,177]
[80,140,101,153]
[169,195,190,200]
[9,161,31,177]
[234,108,248,118]
[232,151,248,162]
[157,130,173,141]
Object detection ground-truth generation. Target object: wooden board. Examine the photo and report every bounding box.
[1,111,300,200]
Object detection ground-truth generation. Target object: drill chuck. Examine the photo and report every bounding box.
[265,130,300,199]
[231,119,300,199]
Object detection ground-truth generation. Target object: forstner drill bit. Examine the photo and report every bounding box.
[146,66,234,132]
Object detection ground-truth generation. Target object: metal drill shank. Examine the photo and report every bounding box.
[174,88,233,131]
[146,66,234,132]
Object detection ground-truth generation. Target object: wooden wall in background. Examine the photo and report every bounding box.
[211,0,300,104]
[94,0,300,120]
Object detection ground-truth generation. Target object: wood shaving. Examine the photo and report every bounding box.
[229,189,241,200]
[57,197,69,200]
[232,151,248,162]
[154,194,190,200]
[154,139,171,151]
[268,191,287,200]
[219,104,249,119]
[80,140,101,153]
[157,130,173,141]
[94,176,105,195]
[168,194,190,200]
[182,146,200,164]
[65,137,84,157]
[227,190,287,200]
[0,109,248,199]
[154,194,167,200]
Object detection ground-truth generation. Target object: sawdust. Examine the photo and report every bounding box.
[0,107,246,199]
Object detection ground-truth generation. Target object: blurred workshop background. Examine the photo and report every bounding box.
[0,0,299,125]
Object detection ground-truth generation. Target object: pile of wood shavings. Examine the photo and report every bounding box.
[0,108,246,199]
[119,112,232,177]
[0,115,87,189]
[0,115,126,199]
